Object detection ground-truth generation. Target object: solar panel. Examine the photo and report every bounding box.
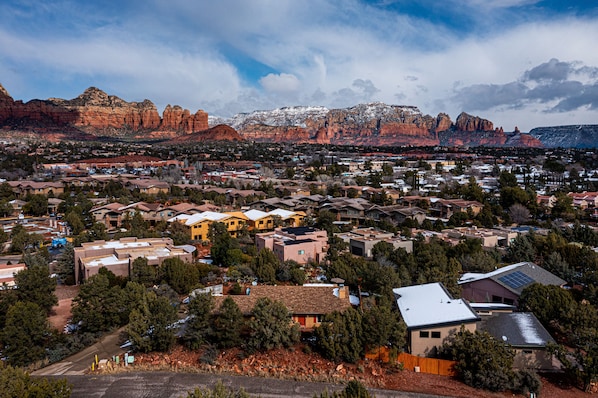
[498,271,534,289]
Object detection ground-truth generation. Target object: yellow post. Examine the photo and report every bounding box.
[95,354,98,365]
[91,362,95,372]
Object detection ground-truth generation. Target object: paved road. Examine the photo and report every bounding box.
[50,372,445,398]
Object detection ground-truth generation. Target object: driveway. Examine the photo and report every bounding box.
[32,329,127,376]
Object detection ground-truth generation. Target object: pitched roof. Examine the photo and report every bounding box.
[480,312,555,348]
[212,285,352,316]
[393,282,479,329]
[459,262,566,295]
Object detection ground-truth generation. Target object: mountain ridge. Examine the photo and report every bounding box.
[0,83,544,147]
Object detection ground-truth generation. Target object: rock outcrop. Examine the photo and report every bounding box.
[222,103,537,147]
[166,124,243,144]
[0,84,209,140]
[0,83,544,147]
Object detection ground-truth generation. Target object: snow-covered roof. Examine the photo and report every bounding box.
[393,283,479,329]
[244,209,270,221]
[268,208,296,219]
[480,312,555,347]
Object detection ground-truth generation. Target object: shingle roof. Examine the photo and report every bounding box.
[212,285,352,316]
[480,312,555,348]
[459,262,566,295]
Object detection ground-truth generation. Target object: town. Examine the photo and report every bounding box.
[1,139,597,397]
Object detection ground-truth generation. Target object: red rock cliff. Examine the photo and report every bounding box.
[0,84,208,138]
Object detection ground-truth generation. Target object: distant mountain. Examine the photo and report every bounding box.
[0,83,542,147]
[212,103,542,148]
[529,125,598,148]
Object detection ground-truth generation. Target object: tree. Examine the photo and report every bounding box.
[168,220,191,246]
[1,301,50,366]
[160,257,199,294]
[131,256,157,287]
[362,303,406,358]
[0,362,71,398]
[55,243,76,285]
[252,248,278,284]
[13,264,58,315]
[23,194,48,216]
[518,284,576,329]
[442,327,515,392]
[508,203,531,224]
[315,308,364,363]
[498,171,518,188]
[209,222,241,267]
[505,234,536,263]
[71,273,125,333]
[213,297,243,348]
[182,293,214,350]
[65,211,85,235]
[247,298,300,352]
[127,292,178,353]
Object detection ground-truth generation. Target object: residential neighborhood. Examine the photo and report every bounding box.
[0,140,597,396]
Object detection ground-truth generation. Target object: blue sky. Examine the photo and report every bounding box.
[1,0,598,131]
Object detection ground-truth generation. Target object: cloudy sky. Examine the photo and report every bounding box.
[1,0,597,131]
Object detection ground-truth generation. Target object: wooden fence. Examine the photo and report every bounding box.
[365,347,456,376]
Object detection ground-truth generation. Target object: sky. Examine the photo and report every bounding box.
[1,0,598,132]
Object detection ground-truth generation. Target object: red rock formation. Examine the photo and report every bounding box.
[0,85,208,140]
[166,124,243,143]
[455,112,494,132]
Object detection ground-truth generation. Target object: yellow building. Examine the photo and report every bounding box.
[169,211,249,241]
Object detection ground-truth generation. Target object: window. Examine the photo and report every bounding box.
[230,221,235,225]
[419,331,429,338]
[259,220,264,225]
[431,331,441,338]
[298,250,305,255]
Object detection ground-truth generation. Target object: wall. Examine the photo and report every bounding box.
[410,322,477,357]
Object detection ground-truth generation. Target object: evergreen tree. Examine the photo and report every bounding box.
[160,257,199,294]
[1,301,50,366]
[71,273,125,333]
[55,243,76,285]
[247,298,300,352]
[0,362,71,398]
[315,308,364,363]
[182,293,214,350]
[213,297,243,348]
[442,327,515,392]
[128,292,178,353]
[131,256,157,287]
[13,264,58,315]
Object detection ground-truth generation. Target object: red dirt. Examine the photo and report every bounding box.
[130,345,591,398]
[48,285,79,331]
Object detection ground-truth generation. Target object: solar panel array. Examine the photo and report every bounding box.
[497,270,534,289]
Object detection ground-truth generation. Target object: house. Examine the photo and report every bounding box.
[393,282,480,357]
[0,263,27,289]
[459,262,567,306]
[479,312,556,370]
[430,199,483,219]
[169,211,249,241]
[7,180,64,198]
[336,227,413,258]
[212,284,353,330]
[256,227,328,265]
[243,209,275,232]
[73,237,194,284]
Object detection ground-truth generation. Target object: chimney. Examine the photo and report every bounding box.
[338,285,348,299]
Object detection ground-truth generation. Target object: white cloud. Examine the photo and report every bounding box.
[259,73,300,93]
